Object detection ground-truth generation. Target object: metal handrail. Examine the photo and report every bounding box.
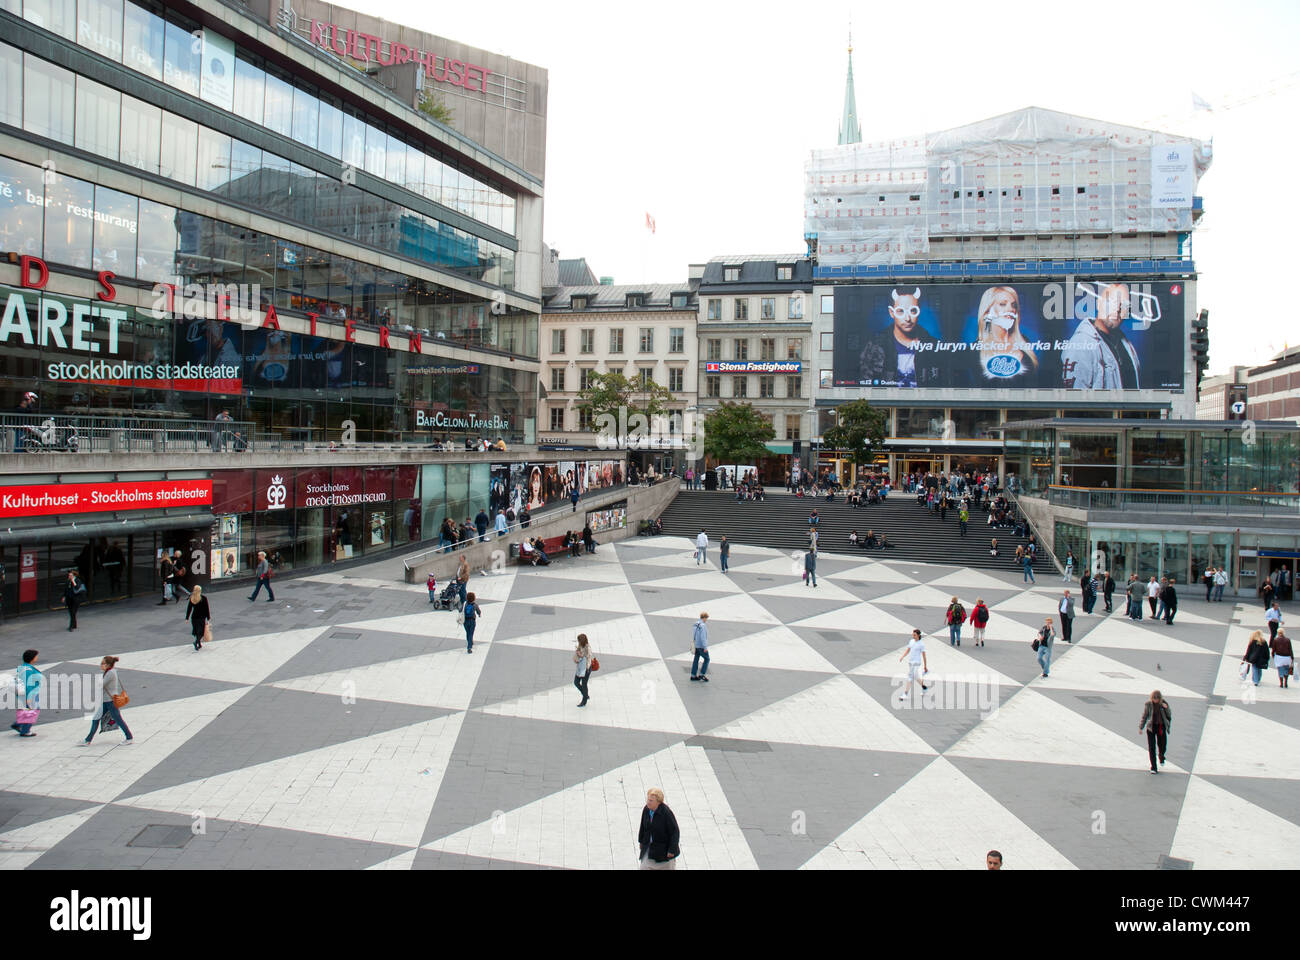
[1045,486,1300,517]
[0,413,257,455]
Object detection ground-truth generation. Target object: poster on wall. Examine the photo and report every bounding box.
[832,281,1186,391]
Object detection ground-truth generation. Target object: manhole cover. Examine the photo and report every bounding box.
[331,631,361,640]
[127,825,193,849]
[1076,695,1112,705]
[1157,855,1193,870]
[530,605,556,615]
[1100,671,1134,679]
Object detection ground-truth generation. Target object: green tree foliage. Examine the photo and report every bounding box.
[822,399,888,467]
[418,91,454,125]
[577,370,674,446]
[702,402,775,463]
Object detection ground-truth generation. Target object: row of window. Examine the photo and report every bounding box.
[705,296,805,321]
[720,265,796,282]
[704,376,804,400]
[0,153,537,357]
[569,292,692,311]
[0,45,518,291]
[549,407,688,433]
[704,337,804,362]
[549,368,688,393]
[7,0,516,234]
[550,327,687,355]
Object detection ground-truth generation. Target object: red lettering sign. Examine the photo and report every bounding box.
[0,480,213,519]
[19,550,37,604]
[379,325,390,349]
[307,19,493,91]
[345,319,356,342]
[19,256,48,290]
[96,271,116,302]
[262,303,280,330]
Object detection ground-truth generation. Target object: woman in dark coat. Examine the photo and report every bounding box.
[637,787,681,870]
[185,584,212,651]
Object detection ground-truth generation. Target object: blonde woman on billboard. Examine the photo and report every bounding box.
[975,286,1038,383]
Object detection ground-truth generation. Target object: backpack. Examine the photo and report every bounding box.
[953,603,966,623]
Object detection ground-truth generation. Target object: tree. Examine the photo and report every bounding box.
[822,399,888,468]
[417,91,454,126]
[702,402,775,464]
[577,370,674,448]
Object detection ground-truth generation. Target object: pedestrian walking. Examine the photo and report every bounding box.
[1203,567,1215,603]
[1081,572,1097,614]
[63,571,86,631]
[1265,602,1282,642]
[685,467,694,490]
[897,628,928,701]
[959,505,968,537]
[1242,630,1270,686]
[1058,590,1075,643]
[461,591,482,653]
[247,550,275,602]
[1262,579,1275,611]
[637,788,681,869]
[1146,576,1160,618]
[1103,570,1116,613]
[971,599,990,647]
[1063,549,1075,582]
[475,508,490,542]
[719,535,730,572]
[79,656,133,745]
[158,552,174,604]
[1022,551,1035,584]
[185,584,212,651]
[427,572,437,603]
[169,549,189,602]
[457,554,470,609]
[1034,617,1055,677]
[11,649,41,738]
[945,596,966,647]
[495,508,509,539]
[1270,627,1293,688]
[1161,577,1178,625]
[1139,690,1172,774]
[690,612,709,682]
[573,633,593,707]
[1127,576,1144,621]
[694,529,708,566]
[1213,567,1228,602]
[804,548,817,588]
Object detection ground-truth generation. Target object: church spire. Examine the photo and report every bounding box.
[838,27,861,146]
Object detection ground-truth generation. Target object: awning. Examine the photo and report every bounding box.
[0,511,215,546]
[764,442,794,455]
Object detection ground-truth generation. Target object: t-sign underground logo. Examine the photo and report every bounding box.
[266,475,287,510]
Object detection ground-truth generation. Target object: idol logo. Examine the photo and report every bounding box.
[266,475,287,510]
[985,355,1022,378]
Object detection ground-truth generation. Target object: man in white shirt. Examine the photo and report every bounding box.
[1213,568,1228,602]
[897,629,928,702]
[695,529,709,566]
[1146,576,1161,619]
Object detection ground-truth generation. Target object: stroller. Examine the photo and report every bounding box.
[434,578,462,611]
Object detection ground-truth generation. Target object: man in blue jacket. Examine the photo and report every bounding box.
[690,613,710,682]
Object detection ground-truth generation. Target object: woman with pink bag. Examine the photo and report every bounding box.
[11,649,42,737]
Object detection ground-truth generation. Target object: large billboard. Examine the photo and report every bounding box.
[832,281,1186,391]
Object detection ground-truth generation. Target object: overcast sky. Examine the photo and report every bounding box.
[380,0,1300,374]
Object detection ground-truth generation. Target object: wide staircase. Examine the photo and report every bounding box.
[659,488,1047,572]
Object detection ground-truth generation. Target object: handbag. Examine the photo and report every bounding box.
[204,622,213,644]
[1238,661,1250,680]
[589,656,600,672]
[112,691,129,709]
[15,708,38,725]
[1031,637,1040,651]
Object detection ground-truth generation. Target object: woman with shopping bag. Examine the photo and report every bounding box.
[11,649,42,737]
[79,655,133,745]
[1241,630,1271,686]
[573,633,597,708]
[185,584,213,651]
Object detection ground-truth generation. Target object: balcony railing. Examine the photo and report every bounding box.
[1045,485,1300,518]
[1,413,259,456]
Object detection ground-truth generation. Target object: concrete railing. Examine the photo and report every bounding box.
[401,478,680,584]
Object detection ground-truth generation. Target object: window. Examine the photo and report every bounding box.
[233,57,265,126]
[571,295,588,310]
[706,376,721,398]
[92,185,137,272]
[821,294,834,314]
[706,339,721,362]
[577,407,594,431]
[786,422,801,441]
[734,298,748,321]
[580,328,595,354]
[158,111,197,185]
[42,172,93,268]
[550,407,565,431]
[639,327,654,353]
[760,338,776,361]
[671,293,688,309]
[777,265,793,281]
[25,0,76,40]
[786,375,802,398]
[787,338,803,360]
[638,368,654,388]
[760,297,775,320]
[759,376,775,398]
[162,19,200,97]
[551,328,566,354]
[24,57,75,143]
[78,0,124,61]
[734,338,748,361]
[122,2,163,80]
[669,368,684,392]
[627,293,645,309]
[75,76,120,160]
[820,332,835,352]
[0,43,19,129]
[706,298,722,320]
[292,86,320,151]
[669,327,685,353]
[579,368,595,390]
[609,328,624,353]
[788,296,804,319]
[550,367,566,392]
[732,376,747,398]
[724,266,741,282]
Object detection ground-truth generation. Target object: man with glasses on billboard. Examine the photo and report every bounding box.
[1060,282,1142,390]
[857,288,943,388]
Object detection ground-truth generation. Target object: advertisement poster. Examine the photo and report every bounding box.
[833,281,1186,391]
